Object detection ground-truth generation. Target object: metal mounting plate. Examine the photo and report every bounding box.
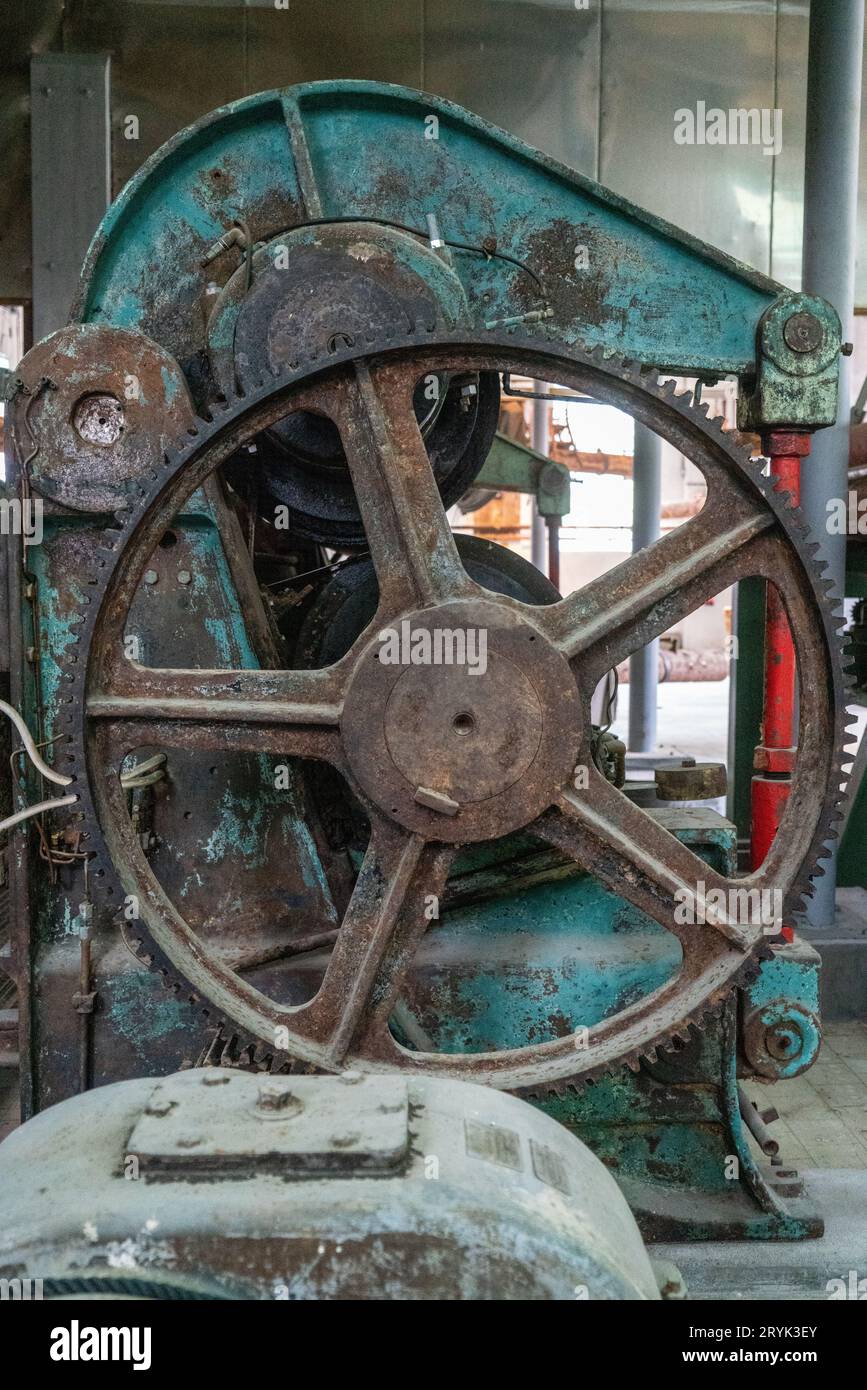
[127,1070,410,1178]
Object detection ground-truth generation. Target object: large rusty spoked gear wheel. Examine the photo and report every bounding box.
[66,333,847,1094]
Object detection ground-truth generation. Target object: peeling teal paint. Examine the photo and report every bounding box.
[202,616,236,667]
[202,784,273,868]
[31,527,89,735]
[105,971,195,1057]
[748,952,820,1013]
[160,364,181,406]
[287,816,337,920]
[59,898,86,939]
[419,870,686,1054]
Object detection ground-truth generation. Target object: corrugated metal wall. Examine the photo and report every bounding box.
[0,0,863,314]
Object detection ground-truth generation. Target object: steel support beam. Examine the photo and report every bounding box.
[800,0,864,926]
[628,422,662,752]
[30,54,111,342]
[530,394,549,575]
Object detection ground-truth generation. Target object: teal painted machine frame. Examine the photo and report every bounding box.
[72,82,842,429]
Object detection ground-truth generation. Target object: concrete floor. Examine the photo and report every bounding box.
[651,1167,867,1299]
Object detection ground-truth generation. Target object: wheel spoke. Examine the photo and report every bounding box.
[88,663,343,725]
[535,771,763,951]
[332,360,474,615]
[94,715,343,764]
[297,815,454,1066]
[533,498,775,682]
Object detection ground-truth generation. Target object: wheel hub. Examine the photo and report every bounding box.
[340,598,582,842]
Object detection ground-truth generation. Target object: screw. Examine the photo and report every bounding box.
[144,570,158,585]
[257,1082,302,1113]
[177,570,191,585]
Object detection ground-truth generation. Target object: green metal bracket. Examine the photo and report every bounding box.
[476,432,572,516]
[838,729,867,887]
[739,293,844,432]
[846,544,867,599]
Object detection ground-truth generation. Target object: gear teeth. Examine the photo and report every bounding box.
[61,328,850,1096]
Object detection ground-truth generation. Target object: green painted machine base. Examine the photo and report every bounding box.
[536,1002,822,1243]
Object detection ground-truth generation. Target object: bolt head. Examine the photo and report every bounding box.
[256,1082,303,1115]
[783,312,823,354]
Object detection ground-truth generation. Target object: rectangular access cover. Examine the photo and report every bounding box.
[127,1069,410,1179]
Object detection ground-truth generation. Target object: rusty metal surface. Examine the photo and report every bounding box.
[212,222,500,543]
[655,763,728,802]
[46,327,847,1097]
[9,324,195,512]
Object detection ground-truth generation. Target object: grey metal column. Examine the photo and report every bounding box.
[531,394,549,574]
[800,0,864,927]
[628,422,662,752]
[30,55,111,341]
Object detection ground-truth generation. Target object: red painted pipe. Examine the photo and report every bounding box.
[750,432,810,941]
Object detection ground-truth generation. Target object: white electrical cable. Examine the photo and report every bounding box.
[0,697,72,787]
[0,698,76,836]
[120,752,167,789]
[0,793,78,835]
